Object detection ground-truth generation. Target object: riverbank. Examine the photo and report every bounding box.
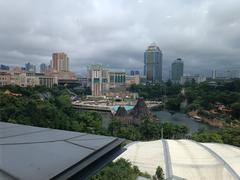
[153,111,214,134]
[187,111,224,128]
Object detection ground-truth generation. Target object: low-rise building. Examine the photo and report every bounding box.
[87,65,127,96]
[0,70,11,86]
[109,70,126,89]
[125,75,140,86]
[38,75,58,88]
[10,70,27,87]
[78,77,88,87]
[0,69,58,88]
[180,75,206,85]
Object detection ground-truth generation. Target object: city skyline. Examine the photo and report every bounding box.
[0,0,240,78]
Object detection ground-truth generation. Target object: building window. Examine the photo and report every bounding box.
[110,76,114,82]
[94,78,100,83]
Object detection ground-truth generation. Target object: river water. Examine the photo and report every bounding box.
[78,108,213,134]
[153,111,213,134]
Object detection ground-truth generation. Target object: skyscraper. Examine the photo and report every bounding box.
[40,63,47,73]
[171,58,184,83]
[212,69,216,79]
[88,64,109,96]
[144,43,163,83]
[52,52,69,72]
[25,62,36,72]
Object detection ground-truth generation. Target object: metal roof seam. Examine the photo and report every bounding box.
[51,138,123,180]
[64,140,97,151]
[69,137,115,141]
[162,139,173,179]
[190,140,240,180]
[0,128,50,139]
[0,122,124,180]
[64,133,88,141]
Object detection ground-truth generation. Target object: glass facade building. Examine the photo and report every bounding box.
[144,43,163,83]
[171,58,184,83]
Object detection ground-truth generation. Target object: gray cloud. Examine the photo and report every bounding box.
[0,0,240,78]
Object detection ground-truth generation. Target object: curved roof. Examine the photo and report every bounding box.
[116,140,240,180]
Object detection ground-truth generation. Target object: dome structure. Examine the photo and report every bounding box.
[116,140,240,180]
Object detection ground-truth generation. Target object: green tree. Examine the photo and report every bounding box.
[155,166,164,180]
[231,102,240,118]
[91,158,150,180]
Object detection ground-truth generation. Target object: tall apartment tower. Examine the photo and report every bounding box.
[171,58,184,83]
[212,69,217,79]
[52,52,69,72]
[88,65,109,96]
[25,62,36,72]
[40,63,48,73]
[144,43,163,83]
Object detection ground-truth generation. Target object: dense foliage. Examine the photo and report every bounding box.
[91,158,151,180]
[127,80,240,147]
[128,83,183,111]
[192,127,240,147]
[108,119,189,141]
[128,83,181,100]
[185,80,240,118]
[0,85,189,141]
[0,85,107,134]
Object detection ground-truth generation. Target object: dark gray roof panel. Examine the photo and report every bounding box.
[68,138,115,150]
[1,142,94,180]
[70,134,116,141]
[0,122,17,129]
[0,126,47,139]
[0,122,123,180]
[0,129,85,144]
[0,123,47,138]
[68,134,117,149]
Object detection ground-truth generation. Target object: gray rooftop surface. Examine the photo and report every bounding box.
[0,122,123,180]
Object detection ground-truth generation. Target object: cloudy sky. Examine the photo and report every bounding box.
[0,0,240,78]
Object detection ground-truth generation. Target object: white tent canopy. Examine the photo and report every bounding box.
[116,140,240,180]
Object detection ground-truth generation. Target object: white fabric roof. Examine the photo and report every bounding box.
[116,140,240,180]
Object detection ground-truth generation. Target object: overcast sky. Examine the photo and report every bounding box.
[0,0,240,78]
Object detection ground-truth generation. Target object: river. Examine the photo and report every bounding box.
[78,108,214,134]
[153,111,214,134]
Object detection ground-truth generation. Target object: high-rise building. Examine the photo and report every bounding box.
[212,69,217,79]
[87,65,109,96]
[171,58,184,83]
[40,63,48,73]
[87,65,128,96]
[25,62,36,72]
[52,52,69,72]
[144,43,163,83]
